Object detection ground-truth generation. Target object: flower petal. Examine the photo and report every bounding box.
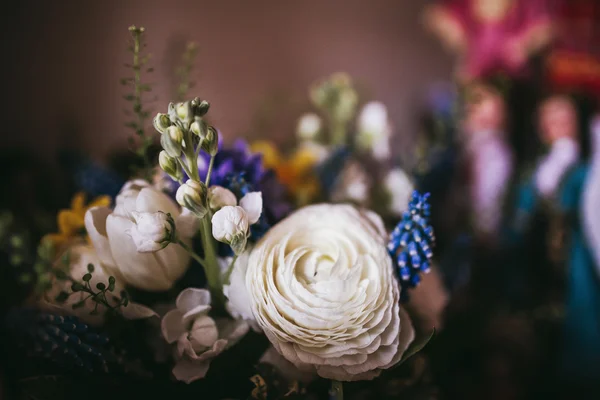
[136,187,180,216]
[84,207,117,269]
[239,192,262,224]
[161,309,185,343]
[172,358,210,384]
[176,288,212,314]
[121,302,159,320]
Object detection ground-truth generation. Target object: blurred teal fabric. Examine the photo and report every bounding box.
[559,164,600,381]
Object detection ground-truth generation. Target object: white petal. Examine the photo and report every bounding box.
[172,358,210,383]
[84,207,118,270]
[239,192,262,224]
[175,209,199,238]
[161,309,185,343]
[136,187,180,216]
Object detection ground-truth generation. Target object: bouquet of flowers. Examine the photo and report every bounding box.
[1,27,437,400]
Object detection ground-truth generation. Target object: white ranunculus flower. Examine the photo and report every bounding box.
[42,244,157,325]
[208,186,237,211]
[357,101,392,160]
[384,168,414,216]
[130,211,173,253]
[246,204,415,381]
[296,113,322,141]
[161,288,249,383]
[85,180,194,291]
[211,191,262,254]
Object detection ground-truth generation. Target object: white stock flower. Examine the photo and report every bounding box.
[296,113,322,141]
[42,244,157,325]
[211,192,262,254]
[220,249,261,332]
[208,186,237,211]
[161,288,249,383]
[176,180,207,218]
[357,101,392,160]
[85,180,194,291]
[384,168,414,216]
[246,204,415,381]
[330,161,371,205]
[130,211,173,253]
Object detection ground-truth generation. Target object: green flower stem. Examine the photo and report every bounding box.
[329,380,343,400]
[177,238,206,268]
[176,157,194,180]
[183,130,200,182]
[205,155,215,187]
[222,254,238,286]
[200,218,222,302]
[330,118,347,147]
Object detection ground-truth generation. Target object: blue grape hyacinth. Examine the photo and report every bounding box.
[387,191,435,302]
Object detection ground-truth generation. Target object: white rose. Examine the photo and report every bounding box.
[296,113,322,141]
[384,168,414,216]
[85,180,194,291]
[246,204,415,381]
[42,244,157,325]
[130,211,173,253]
[208,186,237,211]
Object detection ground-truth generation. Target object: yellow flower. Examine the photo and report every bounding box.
[44,192,111,248]
[251,141,321,205]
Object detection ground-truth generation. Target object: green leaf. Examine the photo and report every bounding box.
[71,282,85,292]
[392,328,435,369]
[82,273,92,282]
[60,250,71,267]
[87,263,94,273]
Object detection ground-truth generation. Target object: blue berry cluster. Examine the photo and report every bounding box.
[387,191,435,302]
[5,308,150,377]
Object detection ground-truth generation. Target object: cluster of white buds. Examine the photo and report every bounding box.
[153,97,218,185]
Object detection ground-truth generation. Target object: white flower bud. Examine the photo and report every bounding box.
[161,132,182,158]
[190,118,207,139]
[130,211,174,253]
[168,126,184,144]
[167,102,178,124]
[153,113,171,134]
[211,206,249,253]
[176,102,193,126]
[208,186,237,211]
[176,180,207,218]
[356,101,392,160]
[202,126,219,156]
[159,151,183,181]
[296,113,322,141]
[194,99,210,117]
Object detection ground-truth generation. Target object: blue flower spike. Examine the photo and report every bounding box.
[388,191,435,302]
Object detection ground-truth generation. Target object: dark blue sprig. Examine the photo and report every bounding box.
[388,191,435,302]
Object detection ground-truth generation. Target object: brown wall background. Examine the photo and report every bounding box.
[0,0,452,164]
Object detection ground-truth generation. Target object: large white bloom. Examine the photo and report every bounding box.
[85,180,194,291]
[246,204,415,381]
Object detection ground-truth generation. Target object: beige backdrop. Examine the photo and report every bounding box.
[1,0,452,164]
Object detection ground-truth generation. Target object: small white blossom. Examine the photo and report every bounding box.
[211,192,262,254]
[208,186,237,211]
[296,113,322,141]
[130,211,173,253]
[357,101,392,160]
[176,180,207,218]
[384,168,414,216]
